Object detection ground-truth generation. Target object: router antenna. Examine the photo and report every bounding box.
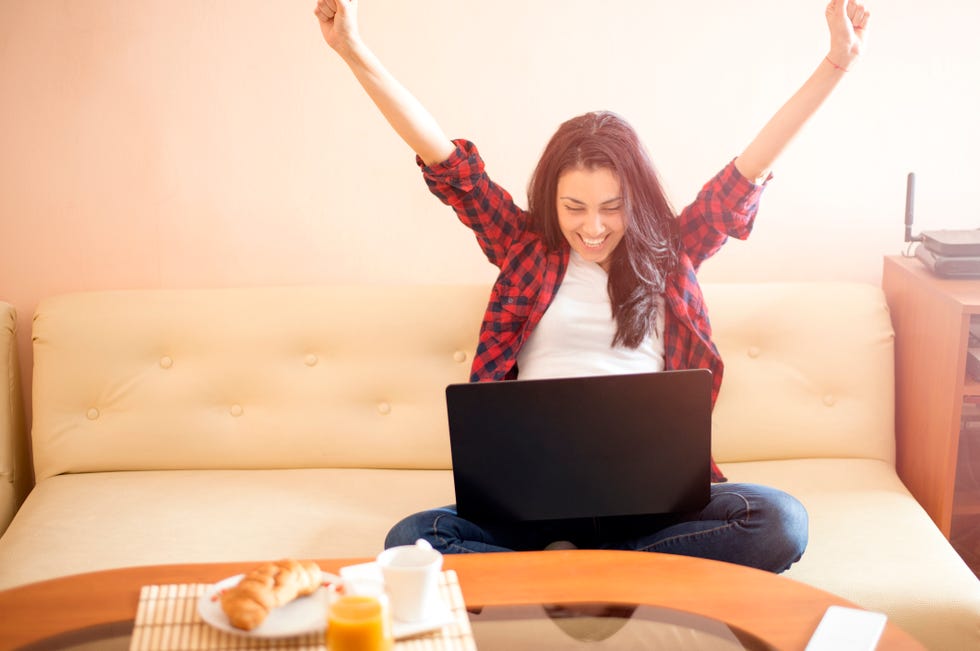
[904,172,920,243]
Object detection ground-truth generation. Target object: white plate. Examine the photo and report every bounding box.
[197,573,338,638]
[198,567,455,640]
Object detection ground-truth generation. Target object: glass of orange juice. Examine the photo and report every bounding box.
[326,594,393,651]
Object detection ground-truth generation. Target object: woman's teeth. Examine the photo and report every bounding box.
[582,235,606,248]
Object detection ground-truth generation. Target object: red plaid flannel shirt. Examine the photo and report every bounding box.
[419,140,769,482]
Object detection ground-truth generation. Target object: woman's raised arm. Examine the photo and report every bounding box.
[734,0,871,182]
[315,0,456,166]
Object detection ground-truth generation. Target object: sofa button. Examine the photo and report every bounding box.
[86,408,100,420]
[747,346,761,358]
[159,356,174,369]
[230,404,244,417]
[823,394,836,407]
[304,354,318,367]
[377,402,392,415]
[453,350,467,363]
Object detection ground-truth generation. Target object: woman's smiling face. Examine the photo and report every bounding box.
[556,166,626,271]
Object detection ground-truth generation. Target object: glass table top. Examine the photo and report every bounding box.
[469,603,776,650]
[20,602,776,650]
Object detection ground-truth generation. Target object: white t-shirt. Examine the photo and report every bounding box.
[516,251,665,380]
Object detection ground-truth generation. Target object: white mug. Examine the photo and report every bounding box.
[376,539,443,623]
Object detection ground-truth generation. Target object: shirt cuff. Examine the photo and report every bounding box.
[716,157,770,217]
[416,139,484,192]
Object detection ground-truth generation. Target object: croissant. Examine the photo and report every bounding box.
[220,559,324,630]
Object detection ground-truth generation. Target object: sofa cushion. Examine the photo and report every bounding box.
[0,467,456,590]
[31,287,486,480]
[705,283,895,464]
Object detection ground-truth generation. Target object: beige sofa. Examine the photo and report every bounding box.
[0,284,978,649]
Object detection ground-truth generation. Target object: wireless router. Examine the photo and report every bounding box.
[904,172,980,278]
[915,245,980,279]
[920,230,980,257]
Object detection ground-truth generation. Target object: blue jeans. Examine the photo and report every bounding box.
[385,483,808,574]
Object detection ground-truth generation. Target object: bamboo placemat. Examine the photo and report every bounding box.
[129,570,476,651]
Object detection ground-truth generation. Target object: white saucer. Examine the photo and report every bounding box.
[391,600,456,639]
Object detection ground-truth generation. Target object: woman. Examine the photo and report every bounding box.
[315,0,869,573]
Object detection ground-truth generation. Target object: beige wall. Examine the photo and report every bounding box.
[2,0,979,426]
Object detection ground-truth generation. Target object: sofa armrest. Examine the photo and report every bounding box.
[1,302,29,535]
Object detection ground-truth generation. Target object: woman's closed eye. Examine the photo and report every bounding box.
[560,204,620,214]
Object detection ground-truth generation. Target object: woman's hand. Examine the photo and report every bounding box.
[825,0,870,70]
[314,0,360,57]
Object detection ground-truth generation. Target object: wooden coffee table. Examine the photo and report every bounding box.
[0,550,923,649]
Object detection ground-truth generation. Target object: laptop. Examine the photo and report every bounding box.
[445,369,712,523]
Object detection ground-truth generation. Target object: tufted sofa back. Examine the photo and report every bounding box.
[706,282,895,465]
[31,286,487,480]
[30,282,896,481]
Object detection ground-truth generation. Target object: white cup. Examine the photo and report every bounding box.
[376,539,443,623]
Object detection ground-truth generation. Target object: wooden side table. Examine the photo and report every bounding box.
[881,254,980,537]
